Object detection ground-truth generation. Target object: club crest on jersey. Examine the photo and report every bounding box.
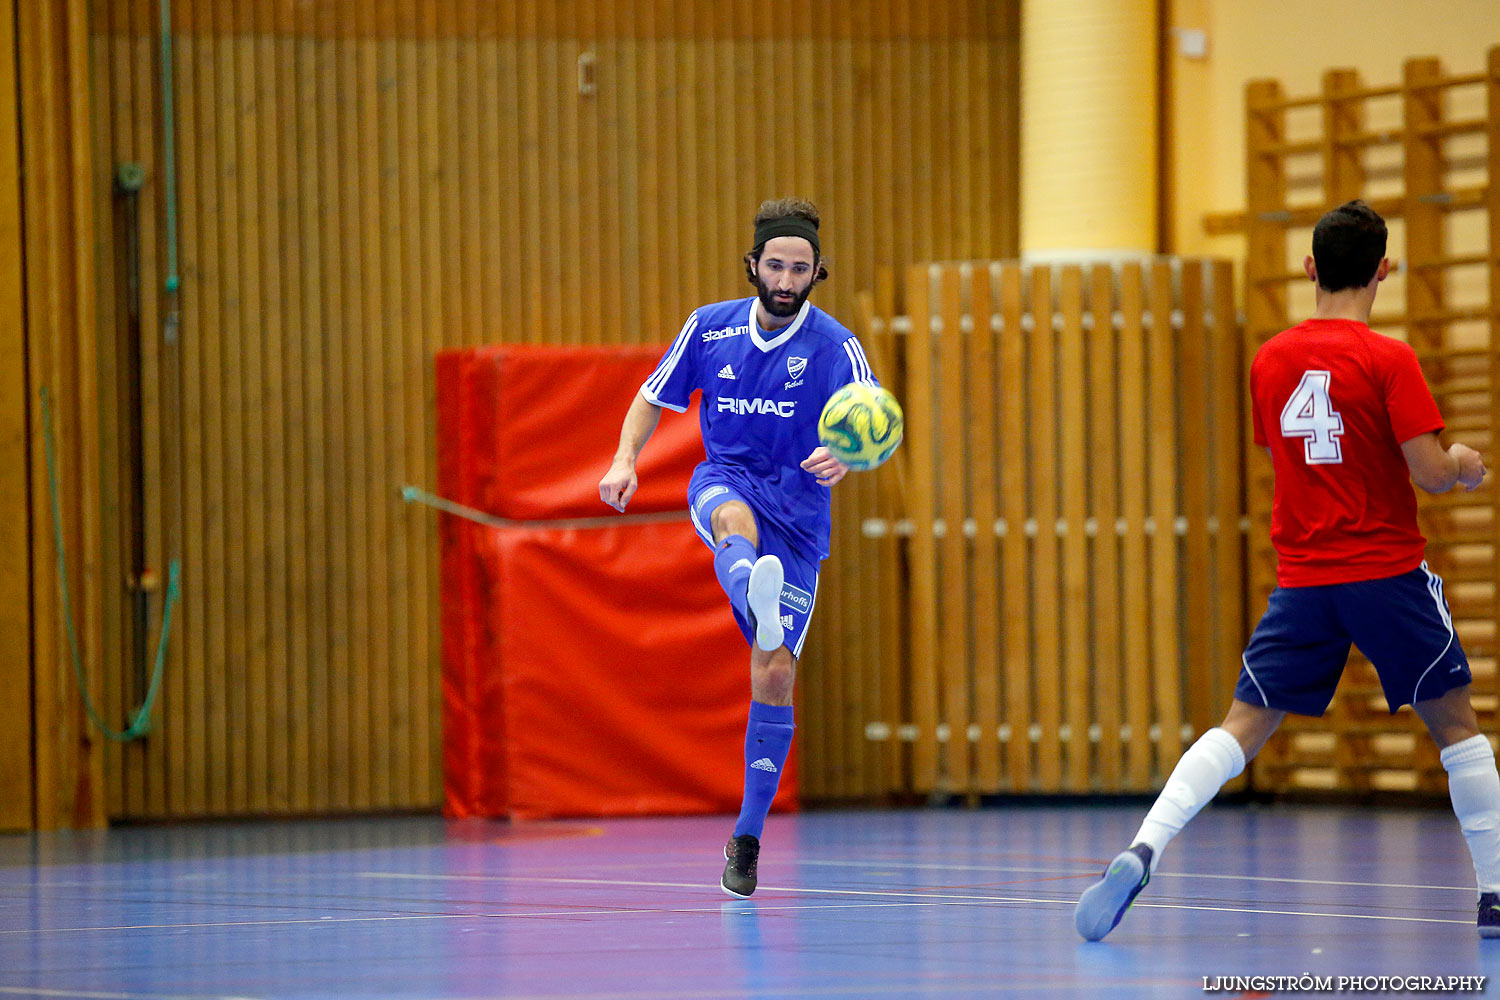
[787,356,808,380]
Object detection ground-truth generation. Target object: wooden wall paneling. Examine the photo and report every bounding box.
[95,8,126,816]
[298,0,333,811]
[456,4,484,350]
[1490,48,1500,701]
[615,3,643,342]
[234,1,271,814]
[374,0,407,806]
[1027,265,1060,789]
[320,0,354,809]
[1058,266,1090,790]
[1087,263,1121,789]
[494,6,524,342]
[543,5,575,344]
[415,0,445,800]
[937,265,968,790]
[25,0,106,828]
[829,3,870,798]
[211,3,242,811]
[259,0,292,812]
[996,264,1029,790]
[1147,261,1183,770]
[0,0,30,831]
[474,4,501,340]
[640,3,666,340]
[934,5,958,257]
[178,2,209,815]
[140,0,174,821]
[1210,261,1245,722]
[277,0,311,814]
[1116,263,1151,788]
[968,263,1000,792]
[595,3,625,338]
[394,0,427,806]
[575,1,602,344]
[905,264,938,789]
[869,277,904,795]
[1177,261,1213,740]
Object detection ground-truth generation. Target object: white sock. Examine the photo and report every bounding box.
[1132,727,1246,872]
[1441,734,1500,896]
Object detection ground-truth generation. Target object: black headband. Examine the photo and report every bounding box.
[753,216,820,255]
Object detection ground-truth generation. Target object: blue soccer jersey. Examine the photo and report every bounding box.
[640,296,878,559]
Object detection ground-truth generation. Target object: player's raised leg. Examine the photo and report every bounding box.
[1075,700,1281,941]
[1414,685,1500,937]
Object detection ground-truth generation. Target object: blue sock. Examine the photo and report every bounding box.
[733,701,795,839]
[713,534,757,620]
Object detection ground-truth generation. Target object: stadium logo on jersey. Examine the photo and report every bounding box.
[778,582,812,613]
[717,363,736,380]
[703,324,749,342]
[787,356,808,380]
[716,397,796,418]
[695,485,730,509]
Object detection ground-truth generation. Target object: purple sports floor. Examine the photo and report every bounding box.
[2,804,1496,998]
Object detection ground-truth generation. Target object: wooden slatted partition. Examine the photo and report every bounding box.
[829,258,1244,796]
[73,1,1020,820]
[1208,48,1500,795]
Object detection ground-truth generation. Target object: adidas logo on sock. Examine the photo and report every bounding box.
[750,757,778,773]
[717,363,736,380]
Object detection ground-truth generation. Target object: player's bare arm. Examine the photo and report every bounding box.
[799,446,850,488]
[1401,431,1487,493]
[599,390,663,512]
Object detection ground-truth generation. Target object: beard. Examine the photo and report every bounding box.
[756,277,812,318]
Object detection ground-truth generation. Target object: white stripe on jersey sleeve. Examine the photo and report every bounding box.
[842,338,877,386]
[641,313,699,412]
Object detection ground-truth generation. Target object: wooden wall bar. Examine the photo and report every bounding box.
[77,0,1020,819]
[815,258,1245,798]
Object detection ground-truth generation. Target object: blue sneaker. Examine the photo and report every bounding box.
[745,555,784,652]
[1480,892,1500,938]
[1075,843,1153,941]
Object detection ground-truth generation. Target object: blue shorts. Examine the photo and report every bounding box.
[687,467,821,658]
[1234,562,1471,716]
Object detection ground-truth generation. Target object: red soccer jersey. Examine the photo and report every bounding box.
[1250,318,1445,587]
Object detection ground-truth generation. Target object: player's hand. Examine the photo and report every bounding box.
[599,461,639,511]
[801,446,850,487]
[1451,443,1487,492]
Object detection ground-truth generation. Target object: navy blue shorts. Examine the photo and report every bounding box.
[686,467,821,658]
[1234,562,1471,716]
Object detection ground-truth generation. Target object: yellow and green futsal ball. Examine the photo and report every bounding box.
[817,382,904,471]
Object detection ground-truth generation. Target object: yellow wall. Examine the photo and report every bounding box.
[1168,0,1499,258]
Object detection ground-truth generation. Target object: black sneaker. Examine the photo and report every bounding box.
[722,834,760,897]
[1074,843,1153,941]
[1480,892,1500,938]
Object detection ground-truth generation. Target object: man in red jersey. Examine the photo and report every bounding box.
[1075,200,1497,941]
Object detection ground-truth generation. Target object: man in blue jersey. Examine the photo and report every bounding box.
[598,197,880,897]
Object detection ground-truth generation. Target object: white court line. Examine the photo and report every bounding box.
[355,871,1473,925]
[0,989,255,1000]
[796,858,1479,892]
[0,872,1472,937]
